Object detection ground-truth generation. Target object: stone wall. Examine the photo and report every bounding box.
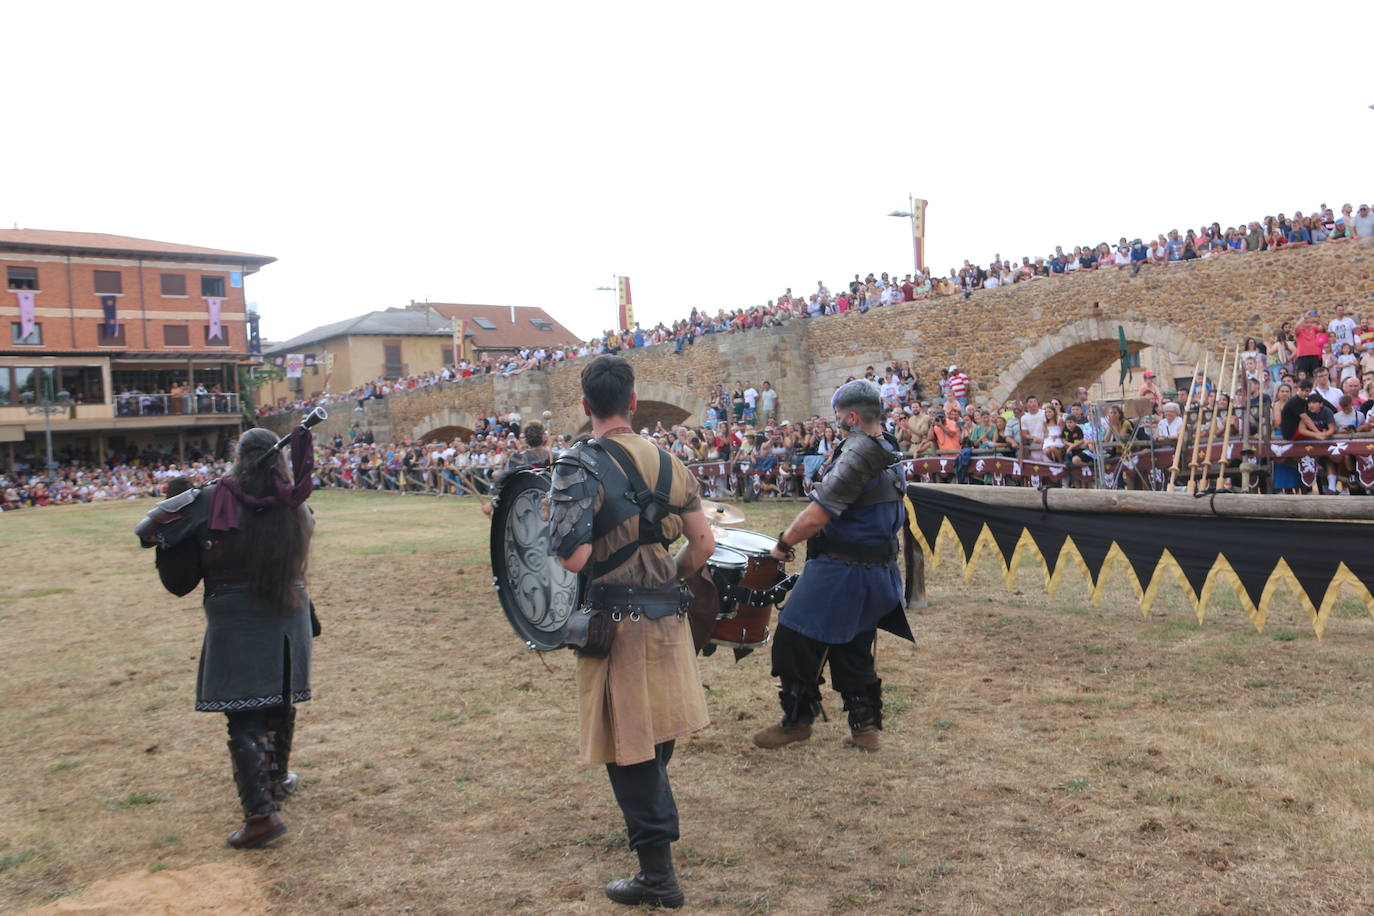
[267,238,1374,440]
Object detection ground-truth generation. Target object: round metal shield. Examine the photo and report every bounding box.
[490,469,582,651]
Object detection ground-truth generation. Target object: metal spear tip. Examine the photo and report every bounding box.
[888,210,912,218]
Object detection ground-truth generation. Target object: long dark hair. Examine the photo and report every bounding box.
[231,428,310,610]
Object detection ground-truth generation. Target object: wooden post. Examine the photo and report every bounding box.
[1196,347,1228,493]
[904,522,928,610]
[1186,352,1215,494]
[1168,354,1205,491]
[1216,345,1241,490]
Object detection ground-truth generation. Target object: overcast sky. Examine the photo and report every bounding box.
[5,2,1370,344]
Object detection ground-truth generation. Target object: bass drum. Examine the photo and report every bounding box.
[489,468,582,651]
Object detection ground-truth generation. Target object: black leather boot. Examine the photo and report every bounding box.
[604,843,684,908]
[226,732,286,849]
[267,706,300,800]
[841,681,883,752]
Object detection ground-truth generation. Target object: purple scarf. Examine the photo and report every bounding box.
[209,427,314,532]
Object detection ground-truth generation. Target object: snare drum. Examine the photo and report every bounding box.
[707,528,795,649]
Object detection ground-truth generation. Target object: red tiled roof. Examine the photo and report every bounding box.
[419,303,581,350]
[0,228,275,265]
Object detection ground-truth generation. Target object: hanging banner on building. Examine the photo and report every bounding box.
[207,298,223,340]
[285,353,305,378]
[617,276,634,331]
[101,295,118,335]
[15,290,36,340]
[324,351,335,391]
[452,318,465,365]
[230,271,243,288]
[247,312,262,355]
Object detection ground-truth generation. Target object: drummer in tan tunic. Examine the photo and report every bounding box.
[549,355,714,910]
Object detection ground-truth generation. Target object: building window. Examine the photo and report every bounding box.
[164,325,190,346]
[93,270,123,295]
[201,275,226,297]
[203,325,231,346]
[98,323,126,347]
[0,367,10,404]
[10,322,42,345]
[472,317,497,331]
[7,266,37,290]
[161,273,187,296]
[442,347,454,366]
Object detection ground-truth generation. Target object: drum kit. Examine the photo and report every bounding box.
[490,470,795,656]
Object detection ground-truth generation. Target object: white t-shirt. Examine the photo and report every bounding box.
[1328,317,1357,347]
[1020,409,1047,442]
[1157,415,1184,437]
[760,389,777,413]
[983,275,1000,289]
[1316,384,1343,409]
[743,387,758,408]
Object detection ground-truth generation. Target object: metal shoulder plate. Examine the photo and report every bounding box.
[813,434,898,515]
[549,445,599,559]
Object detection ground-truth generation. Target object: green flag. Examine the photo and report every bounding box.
[1118,326,1130,386]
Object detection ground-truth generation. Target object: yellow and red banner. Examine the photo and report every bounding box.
[452,317,466,365]
[912,199,928,273]
[617,276,634,331]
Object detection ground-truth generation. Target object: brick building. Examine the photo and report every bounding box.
[0,229,274,468]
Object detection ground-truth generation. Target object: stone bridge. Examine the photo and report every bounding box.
[263,238,1374,441]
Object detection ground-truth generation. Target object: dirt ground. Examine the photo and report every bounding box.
[4,491,1374,915]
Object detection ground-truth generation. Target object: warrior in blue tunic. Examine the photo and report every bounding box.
[754,380,914,752]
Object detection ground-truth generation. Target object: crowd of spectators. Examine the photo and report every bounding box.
[255,198,1374,420]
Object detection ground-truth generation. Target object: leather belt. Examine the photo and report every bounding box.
[818,551,898,566]
[585,583,690,619]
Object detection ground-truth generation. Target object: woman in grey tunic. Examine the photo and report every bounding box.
[139,425,315,849]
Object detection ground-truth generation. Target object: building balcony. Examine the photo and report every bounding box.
[114,392,240,417]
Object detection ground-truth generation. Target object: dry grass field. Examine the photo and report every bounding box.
[4,491,1374,915]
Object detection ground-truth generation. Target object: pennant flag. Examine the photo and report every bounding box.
[452,318,465,365]
[617,276,634,331]
[207,298,223,340]
[101,295,118,335]
[285,354,304,378]
[16,290,36,340]
[324,351,335,391]
[905,484,1374,638]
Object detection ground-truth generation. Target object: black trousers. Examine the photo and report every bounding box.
[605,740,678,850]
[771,624,882,728]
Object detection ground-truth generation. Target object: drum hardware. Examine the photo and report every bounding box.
[701,499,746,526]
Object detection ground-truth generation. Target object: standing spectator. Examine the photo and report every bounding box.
[742,381,759,424]
[759,381,778,426]
[1353,204,1374,238]
[1293,310,1326,381]
[947,364,970,408]
[1328,305,1357,350]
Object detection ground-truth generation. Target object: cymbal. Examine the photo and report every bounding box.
[702,499,746,526]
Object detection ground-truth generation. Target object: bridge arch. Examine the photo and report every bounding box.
[574,379,703,434]
[987,318,1208,406]
[412,407,477,443]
